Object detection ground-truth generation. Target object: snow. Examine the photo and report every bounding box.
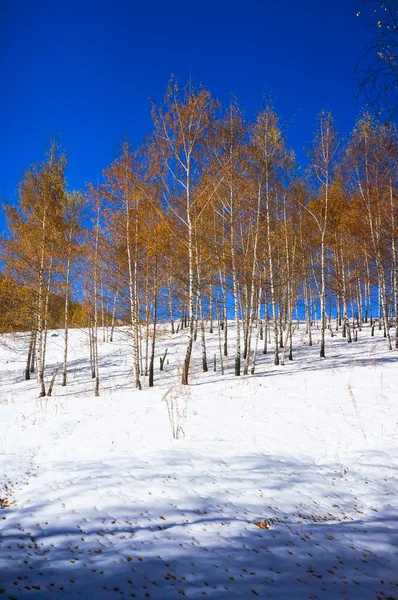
[0,323,397,599]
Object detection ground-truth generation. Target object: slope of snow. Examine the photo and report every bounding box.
[0,323,397,599]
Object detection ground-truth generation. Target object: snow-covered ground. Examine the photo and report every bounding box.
[0,322,397,599]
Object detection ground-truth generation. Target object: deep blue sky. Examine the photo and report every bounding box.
[1,0,373,226]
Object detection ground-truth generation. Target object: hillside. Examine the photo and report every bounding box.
[0,323,397,599]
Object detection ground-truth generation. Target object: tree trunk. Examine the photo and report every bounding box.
[110,274,119,343]
[182,169,195,385]
[62,252,71,386]
[168,275,175,334]
[25,329,35,381]
[149,258,158,388]
[93,208,100,397]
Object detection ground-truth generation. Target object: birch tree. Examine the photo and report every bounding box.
[307,112,340,358]
[152,78,217,385]
[3,142,67,395]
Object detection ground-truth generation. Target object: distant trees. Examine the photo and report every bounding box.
[0,275,35,334]
[1,79,397,397]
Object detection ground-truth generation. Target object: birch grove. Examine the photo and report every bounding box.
[1,82,398,396]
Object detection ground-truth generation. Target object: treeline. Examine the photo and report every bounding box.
[1,78,397,395]
[0,275,92,334]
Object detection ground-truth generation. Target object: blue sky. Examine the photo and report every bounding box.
[1,0,373,224]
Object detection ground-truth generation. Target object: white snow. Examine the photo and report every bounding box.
[0,323,397,599]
